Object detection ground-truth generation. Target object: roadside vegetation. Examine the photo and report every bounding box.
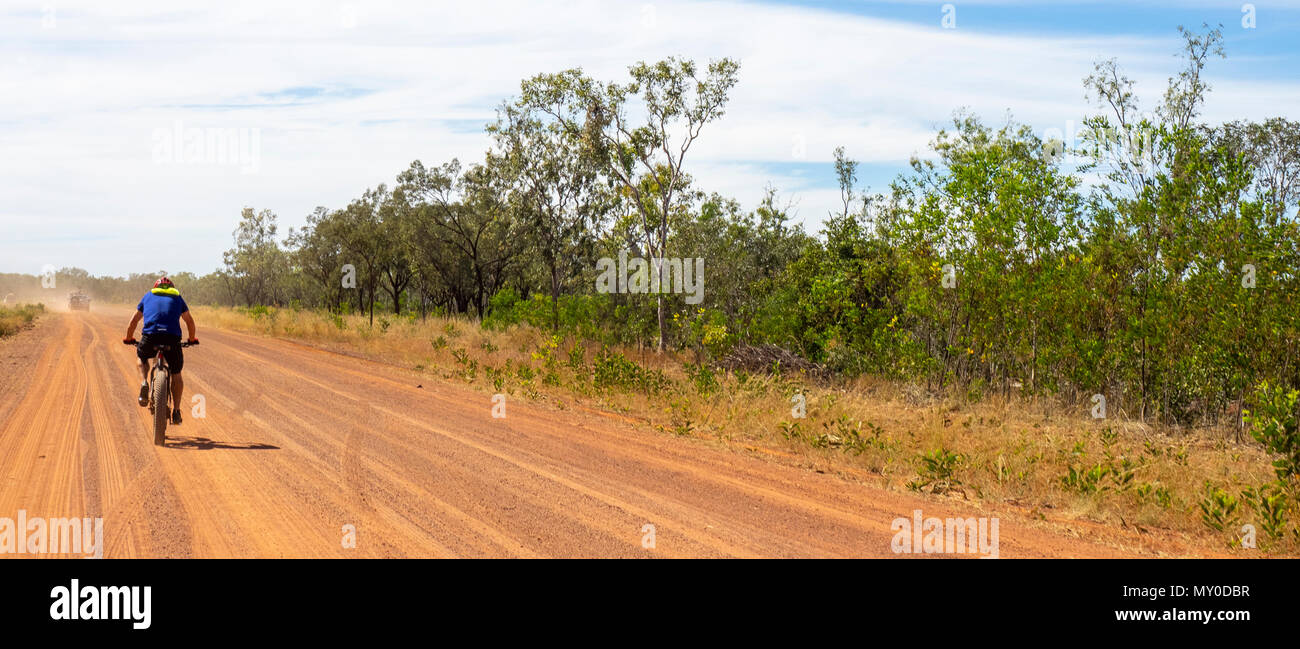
[0,303,44,338]
[7,24,1300,554]
[200,304,1296,555]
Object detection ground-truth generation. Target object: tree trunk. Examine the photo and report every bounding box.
[654,214,668,353]
[550,263,561,333]
[656,294,666,352]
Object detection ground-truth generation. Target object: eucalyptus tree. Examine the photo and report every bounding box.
[376,195,414,315]
[1080,24,1227,420]
[221,207,287,306]
[1221,118,1300,219]
[520,56,740,351]
[395,157,524,318]
[328,187,391,325]
[287,206,345,311]
[489,95,612,331]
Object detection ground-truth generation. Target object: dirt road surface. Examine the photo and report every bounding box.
[0,309,1184,558]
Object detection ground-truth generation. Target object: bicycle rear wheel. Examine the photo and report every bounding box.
[152,372,170,446]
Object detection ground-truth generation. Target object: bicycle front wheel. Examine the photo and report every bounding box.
[152,372,170,446]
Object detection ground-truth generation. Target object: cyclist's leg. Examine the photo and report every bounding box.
[135,338,152,383]
[165,343,185,418]
[171,373,183,408]
[169,372,184,424]
[135,338,154,405]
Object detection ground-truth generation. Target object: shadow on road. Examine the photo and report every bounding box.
[167,436,280,451]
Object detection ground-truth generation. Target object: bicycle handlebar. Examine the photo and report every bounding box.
[122,339,199,347]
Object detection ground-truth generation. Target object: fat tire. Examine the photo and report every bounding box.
[152,372,169,446]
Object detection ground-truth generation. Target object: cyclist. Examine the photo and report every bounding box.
[123,277,198,425]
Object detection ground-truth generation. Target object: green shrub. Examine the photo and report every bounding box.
[0,304,44,338]
[909,447,963,494]
[1244,382,1300,482]
[1198,483,1240,532]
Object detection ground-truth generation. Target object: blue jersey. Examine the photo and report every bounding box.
[137,290,189,336]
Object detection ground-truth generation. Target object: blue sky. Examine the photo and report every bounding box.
[774,1,1300,77]
[1,0,1297,276]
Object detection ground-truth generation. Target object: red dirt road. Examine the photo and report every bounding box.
[0,310,1171,558]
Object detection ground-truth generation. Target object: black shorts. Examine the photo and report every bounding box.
[137,333,184,373]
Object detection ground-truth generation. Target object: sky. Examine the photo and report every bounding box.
[1,0,1298,276]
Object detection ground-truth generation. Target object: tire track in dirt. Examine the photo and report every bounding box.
[207,330,925,540]
[187,320,1155,557]
[0,309,1175,558]
[200,335,759,556]
[0,316,87,543]
[203,327,1103,557]
[198,338,654,557]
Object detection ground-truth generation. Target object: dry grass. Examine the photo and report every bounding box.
[0,303,44,338]
[195,304,1299,556]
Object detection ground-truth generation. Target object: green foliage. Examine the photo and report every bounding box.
[520,56,741,351]
[1244,382,1300,481]
[591,346,670,395]
[683,362,719,395]
[1061,446,1140,494]
[819,416,894,455]
[484,290,630,344]
[11,38,1299,436]
[909,447,964,494]
[566,342,586,373]
[1107,455,1138,492]
[1062,463,1110,494]
[1198,482,1240,532]
[660,400,695,437]
[0,303,44,338]
[241,304,271,319]
[1136,482,1174,508]
[779,420,803,442]
[485,365,506,392]
[450,348,478,382]
[1241,484,1288,541]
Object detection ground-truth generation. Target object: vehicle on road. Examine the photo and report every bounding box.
[68,290,91,311]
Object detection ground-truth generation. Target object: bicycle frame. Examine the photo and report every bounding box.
[148,350,172,413]
[123,338,196,446]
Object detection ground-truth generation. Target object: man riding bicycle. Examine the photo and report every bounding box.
[123,277,198,425]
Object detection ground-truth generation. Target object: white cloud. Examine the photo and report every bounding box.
[0,0,1295,274]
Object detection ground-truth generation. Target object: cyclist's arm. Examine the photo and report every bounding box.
[125,310,143,340]
[181,311,197,341]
